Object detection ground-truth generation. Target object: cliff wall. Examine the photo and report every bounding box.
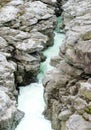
[43,0,91,130]
[0,0,56,129]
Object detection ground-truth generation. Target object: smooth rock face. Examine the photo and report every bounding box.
[43,0,91,130]
[58,109,72,121]
[0,0,56,129]
[66,114,91,130]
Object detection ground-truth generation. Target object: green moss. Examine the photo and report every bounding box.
[86,107,91,114]
[89,108,91,114]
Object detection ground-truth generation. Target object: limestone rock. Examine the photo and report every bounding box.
[66,114,91,130]
[15,51,40,84]
[0,5,19,24]
[58,109,72,121]
[79,82,91,101]
[0,89,24,130]
[0,0,56,129]
[0,0,55,86]
[0,36,8,49]
[0,54,16,92]
[16,32,48,53]
[83,112,91,121]
[73,97,87,114]
[43,0,91,130]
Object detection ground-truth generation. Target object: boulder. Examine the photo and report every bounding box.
[66,114,91,130]
[58,109,72,121]
[79,82,91,101]
[0,89,24,130]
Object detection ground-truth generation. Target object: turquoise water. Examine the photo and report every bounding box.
[37,32,64,82]
[15,29,64,130]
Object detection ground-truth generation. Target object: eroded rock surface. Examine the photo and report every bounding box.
[0,0,56,129]
[43,0,91,130]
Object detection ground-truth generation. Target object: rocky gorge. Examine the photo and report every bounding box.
[0,0,91,130]
[0,0,57,129]
[43,0,91,130]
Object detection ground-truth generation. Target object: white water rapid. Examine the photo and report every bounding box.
[15,31,64,130]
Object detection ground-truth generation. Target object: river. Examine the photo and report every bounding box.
[15,22,64,130]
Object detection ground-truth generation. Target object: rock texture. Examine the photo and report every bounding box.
[54,0,67,16]
[0,0,56,129]
[43,0,91,130]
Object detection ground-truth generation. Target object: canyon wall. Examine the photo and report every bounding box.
[0,0,56,129]
[43,0,91,130]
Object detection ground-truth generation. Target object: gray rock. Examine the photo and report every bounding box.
[79,82,91,101]
[0,0,56,129]
[0,5,19,24]
[66,114,91,130]
[58,109,72,121]
[83,112,91,121]
[16,32,48,53]
[0,89,24,130]
[0,36,8,49]
[43,0,91,130]
[73,97,87,114]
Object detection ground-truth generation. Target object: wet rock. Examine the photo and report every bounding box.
[14,109,25,128]
[15,51,40,85]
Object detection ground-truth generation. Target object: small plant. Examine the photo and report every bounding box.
[85,107,91,114]
[89,108,91,114]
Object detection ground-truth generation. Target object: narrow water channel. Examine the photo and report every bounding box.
[15,26,64,130]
